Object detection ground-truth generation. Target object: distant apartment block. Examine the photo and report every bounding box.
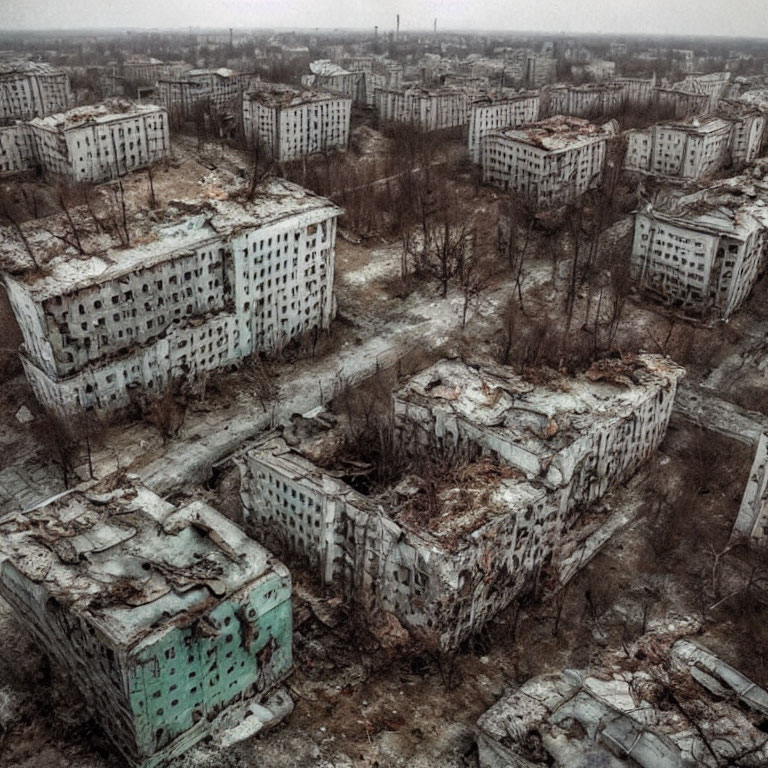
[482,115,618,207]
[1,179,341,418]
[631,183,768,319]
[303,59,402,107]
[467,92,540,164]
[0,61,71,122]
[655,86,710,119]
[616,76,656,108]
[119,56,190,85]
[157,68,246,122]
[544,83,623,118]
[243,84,351,162]
[374,86,469,131]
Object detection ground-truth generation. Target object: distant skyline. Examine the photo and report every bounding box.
[2,0,768,40]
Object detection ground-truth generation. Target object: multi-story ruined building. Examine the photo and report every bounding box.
[477,633,768,768]
[0,61,71,122]
[119,56,190,85]
[0,121,35,174]
[374,86,469,131]
[631,182,768,319]
[626,110,766,179]
[239,355,683,652]
[243,84,351,162]
[302,60,358,102]
[625,117,732,179]
[1,179,341,418]
[481,116,619,207]
[0,101,170,181]
[615,76,656,109]
[570,59,617,81]
[654,86,710,119]
[157,69,246,122]
[467,92,540,164]
[0,480,293,768]
[544,83,624,118]
[677,71,732,111]
[27,101,170,183]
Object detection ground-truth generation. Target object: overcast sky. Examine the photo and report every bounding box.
[2,0,768,39]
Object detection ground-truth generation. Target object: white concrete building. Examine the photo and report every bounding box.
[157,69,245,122]
[678,71,732,111]
[655,86,710,119]
[239,355,683,652]
[544,83,623,118]
[624,117,732,179]
[243,84,351,162]
[374,86,469,131]
[481,116,618,208]
[616,76,656,109]
[467,92,540,164]
[26,100,170,183]
[302,60,358,102]
[1,179,341,418]
[631,183,768,319]
[0,61,71,122]
[0,122,35,175]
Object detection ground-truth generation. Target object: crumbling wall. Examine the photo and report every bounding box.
[239,440,560,653]
[733,432,768,539]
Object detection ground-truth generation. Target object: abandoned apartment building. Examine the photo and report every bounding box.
[733,431,768,540]
[24,100,170,183]
[0,479,293,768]
[631,179,768,319]
[481,115,619,207]
[467,91,540,164]
[238,355,684,653]
[542,82,624,119]
[242,83,351,162]
[1,178,341,418]
[476,631,768,768]
[303,58,402,108]
[374,86,470,131]
[654,86,710,120]
[625,110,766,180]
[0,60,71,122]
[157,68,247,123]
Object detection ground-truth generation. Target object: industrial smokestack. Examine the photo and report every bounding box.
[434,18,437,33]
[396,14,400,40]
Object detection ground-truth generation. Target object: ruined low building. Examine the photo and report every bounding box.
[239,355,682,652]
[477,633,768,768]
[243,83,351,162]
[615,76,656,109]
[467,92,540,164]
[1,178,341,418]
[676,70,732,111]
[0,60,71,122]
[27,100,170,183]
[0,480,293,768]
[481,115,619,208]
[631,183,768,320]
[374,86,469,132]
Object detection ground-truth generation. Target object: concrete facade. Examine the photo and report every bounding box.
[1,179,341,418]
[544,83,624,118]
[654,87,710,119]
[0,61,71,122]
[374,87,469,131]
[0,481,293,768]
[0,121,35,174]
[481,115,618,207]
[625,117,733,179]
[467,92,540,164]
[243,84,351,162]
[631,185,768,319]
[239,356,682,652]
[733,432,768,540]
[26,101,170,183]
[157,69,245,122]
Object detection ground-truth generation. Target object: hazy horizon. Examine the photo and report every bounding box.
[1,0,767,41]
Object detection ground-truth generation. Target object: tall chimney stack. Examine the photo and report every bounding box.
[396,14,400,40]
[434,18,437,33]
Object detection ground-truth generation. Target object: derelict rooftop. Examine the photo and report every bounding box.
[245,83,347,107]
[0,177,342,300]
[0,482,285,648]
[28,99,164,131]
[494,114,616,153]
